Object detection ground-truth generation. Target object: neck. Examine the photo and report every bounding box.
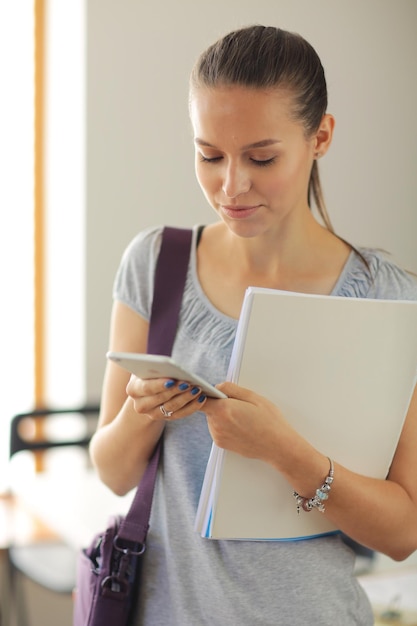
[219,212,337,278]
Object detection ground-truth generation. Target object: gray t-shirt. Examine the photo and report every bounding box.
[113,225,417,626]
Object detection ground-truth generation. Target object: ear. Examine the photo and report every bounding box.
[313,114,335,158]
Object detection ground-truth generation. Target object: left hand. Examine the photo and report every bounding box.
[203,381,298,465]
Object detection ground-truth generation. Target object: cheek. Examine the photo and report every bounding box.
[195,163,216,196]
[260,171,287,200]
[264,160,308,199]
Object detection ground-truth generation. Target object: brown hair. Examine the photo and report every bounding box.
[190,25,333,231]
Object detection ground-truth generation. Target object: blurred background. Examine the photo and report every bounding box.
[0,1,416,623]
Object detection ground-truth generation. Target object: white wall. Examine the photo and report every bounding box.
[86,0,417,399]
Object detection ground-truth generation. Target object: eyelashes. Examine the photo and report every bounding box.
[199,155,222,164]
[251,157,276,168]
[199,155,277,168]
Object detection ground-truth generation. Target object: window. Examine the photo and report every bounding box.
[0,1,35,491]
[0,0,86,491]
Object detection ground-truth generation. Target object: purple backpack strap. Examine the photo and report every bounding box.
[147,227,194,355]
[118,226,193,544]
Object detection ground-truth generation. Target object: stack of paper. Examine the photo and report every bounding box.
[195,288,417,541]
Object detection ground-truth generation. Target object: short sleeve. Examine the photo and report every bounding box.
[365,253,417,301]
[333,248,417,301]
[112,226,164,321]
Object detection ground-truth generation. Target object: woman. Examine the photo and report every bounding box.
[90,25,417,625]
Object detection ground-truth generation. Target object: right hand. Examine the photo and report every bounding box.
[126,375,207,421]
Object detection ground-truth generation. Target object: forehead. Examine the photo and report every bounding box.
[189,85,299,142]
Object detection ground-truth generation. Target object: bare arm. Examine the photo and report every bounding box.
[205,381,417,560]
[90,300,208,495]
[89,301,163,495]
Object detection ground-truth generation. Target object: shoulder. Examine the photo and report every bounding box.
[359,248,417,300]
[112,226,165,320]
[119,224,199,267]
[119,225,164,266]
[113,225,199,319]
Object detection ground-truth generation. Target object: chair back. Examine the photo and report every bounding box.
[9,405,100,461]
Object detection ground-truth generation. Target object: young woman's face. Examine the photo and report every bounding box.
[190,86,318,238]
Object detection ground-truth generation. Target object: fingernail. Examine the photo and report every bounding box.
[178,382,190,390]
[198,394,206,403]
[164,379,175,388]
[191,386,200,395]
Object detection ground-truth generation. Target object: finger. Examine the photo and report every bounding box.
[126,374,178,398]
[215,381,257,402]
[126,374,205,397]
[126,376,198,409]
[127,375,207,419]
[149,389,208,421]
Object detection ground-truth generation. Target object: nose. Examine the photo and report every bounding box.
[222,162,251,198]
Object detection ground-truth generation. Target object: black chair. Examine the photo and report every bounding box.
[5,405,100,626]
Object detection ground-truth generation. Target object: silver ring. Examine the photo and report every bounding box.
[159,404,173,418]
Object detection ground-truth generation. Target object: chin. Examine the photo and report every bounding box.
[223,219,269,239]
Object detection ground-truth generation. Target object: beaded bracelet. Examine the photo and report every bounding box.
[293,457,334,514]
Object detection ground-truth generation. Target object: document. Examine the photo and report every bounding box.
[195,288,417,540]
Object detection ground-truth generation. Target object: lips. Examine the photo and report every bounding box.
[220,205,260,219]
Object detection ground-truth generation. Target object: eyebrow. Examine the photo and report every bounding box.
[194,138,282,150]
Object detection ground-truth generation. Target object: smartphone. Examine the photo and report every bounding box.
[106,351,227,399]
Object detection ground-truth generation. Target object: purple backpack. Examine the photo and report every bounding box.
[73,227,192,626]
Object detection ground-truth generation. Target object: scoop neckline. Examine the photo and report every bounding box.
[189,225,239,325]
[189,225,363,320]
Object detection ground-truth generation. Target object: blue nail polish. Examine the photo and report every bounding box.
[164,379,175,388]
[198,394,206,403]
[178,382,190,390]
[191,386,200,395]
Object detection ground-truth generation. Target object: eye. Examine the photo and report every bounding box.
[199,154,222,164]
[250,157,276,167]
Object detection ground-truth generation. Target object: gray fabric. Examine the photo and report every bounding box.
[113,225,417,626]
